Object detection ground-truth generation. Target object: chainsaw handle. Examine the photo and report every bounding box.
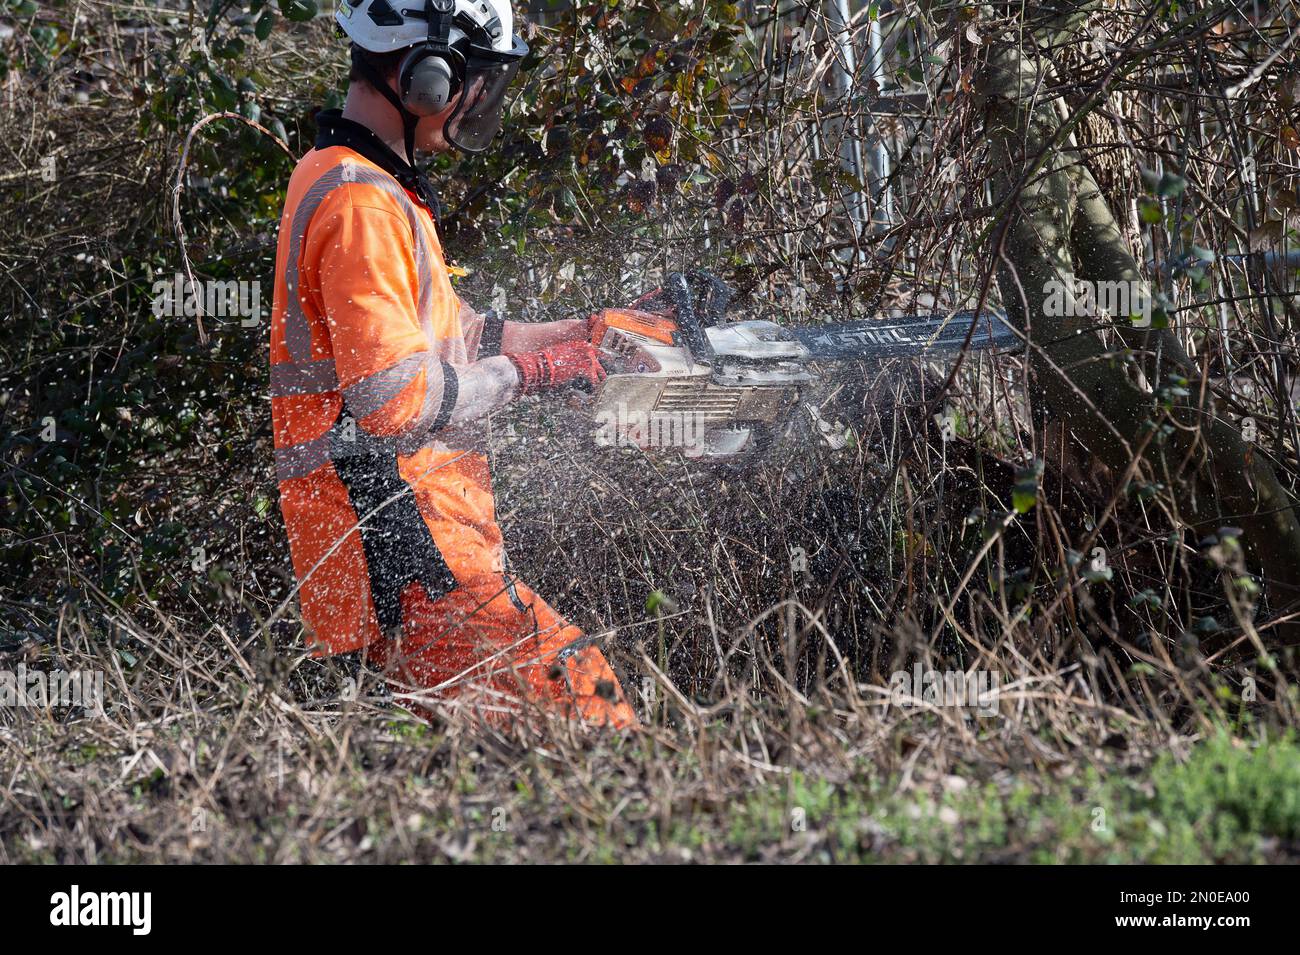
[693,270,733,326]
[666,271,714,368]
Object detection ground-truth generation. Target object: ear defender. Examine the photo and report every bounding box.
[400,48,457,115]
[397,0,460,117]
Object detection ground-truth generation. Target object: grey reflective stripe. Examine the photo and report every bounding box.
[282,159,438,364]
[274,434,332,481]
[269,358,337,396]
[274,353,448,480]
[341,351,429,420]
[282,170,346,363]
[271,428,382,485]
[276,424,449,481]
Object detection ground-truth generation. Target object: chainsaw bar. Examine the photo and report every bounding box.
[790,310,1020,361]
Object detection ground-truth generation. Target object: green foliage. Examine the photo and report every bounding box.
[278,0,318,23]
[1,11,296,609]
[432,1,749,251]
[1011,459,1042,514]
[1152,731,1300,848]
[709,731,1300,863]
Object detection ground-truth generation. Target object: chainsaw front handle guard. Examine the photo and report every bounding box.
[666,271,715,368]
[693,270,733,325]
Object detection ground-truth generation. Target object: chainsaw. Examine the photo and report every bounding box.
[588,271,1019,462]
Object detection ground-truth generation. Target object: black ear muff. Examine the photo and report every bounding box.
[400,47,456,116]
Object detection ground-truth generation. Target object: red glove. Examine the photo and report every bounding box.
[506,340,607,395]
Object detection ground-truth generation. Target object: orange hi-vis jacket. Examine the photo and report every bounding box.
[269,113,504,656]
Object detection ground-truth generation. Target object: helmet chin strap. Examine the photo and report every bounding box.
[350,46,420,166]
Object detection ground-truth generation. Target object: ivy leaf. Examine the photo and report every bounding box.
[1156,172,1186,198]
[256,10,276,40]
[1083,564,1113,584]
[1138,198,1163,225]
[1011,489,1036,514]
[265,115,289,143]
[1011,460,1043,514]
[643,114,672,152]
[209,70,239,110]
[278,0,318,22]
[215,36,246,59]
[726,196,745,233]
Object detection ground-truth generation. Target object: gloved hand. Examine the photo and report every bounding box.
[506,340,608,395]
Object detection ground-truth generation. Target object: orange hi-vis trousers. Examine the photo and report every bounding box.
[357,454,637,728]
[366,572,635,727]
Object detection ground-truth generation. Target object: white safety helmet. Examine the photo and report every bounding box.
[336,0,528,155]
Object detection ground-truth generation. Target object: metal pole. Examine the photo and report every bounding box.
[826,0,867,252]
[865,13,892,230]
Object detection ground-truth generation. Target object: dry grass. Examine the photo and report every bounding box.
[1,380,1290,862]
[0,594,1184,864]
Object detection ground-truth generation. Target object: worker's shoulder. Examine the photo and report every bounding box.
[287,146,416,222]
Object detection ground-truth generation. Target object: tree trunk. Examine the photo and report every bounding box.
[974,12,1300,627]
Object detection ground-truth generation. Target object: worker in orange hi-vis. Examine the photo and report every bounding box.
[268,0,636,729]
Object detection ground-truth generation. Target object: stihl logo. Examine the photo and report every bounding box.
[49,885,152,935]
[808,326,914,349]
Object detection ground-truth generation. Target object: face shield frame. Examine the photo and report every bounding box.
[442,32,529,154]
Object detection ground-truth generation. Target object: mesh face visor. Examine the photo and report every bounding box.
[446,34,527,153]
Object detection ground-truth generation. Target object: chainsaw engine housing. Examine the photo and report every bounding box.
[593,315,808,460]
